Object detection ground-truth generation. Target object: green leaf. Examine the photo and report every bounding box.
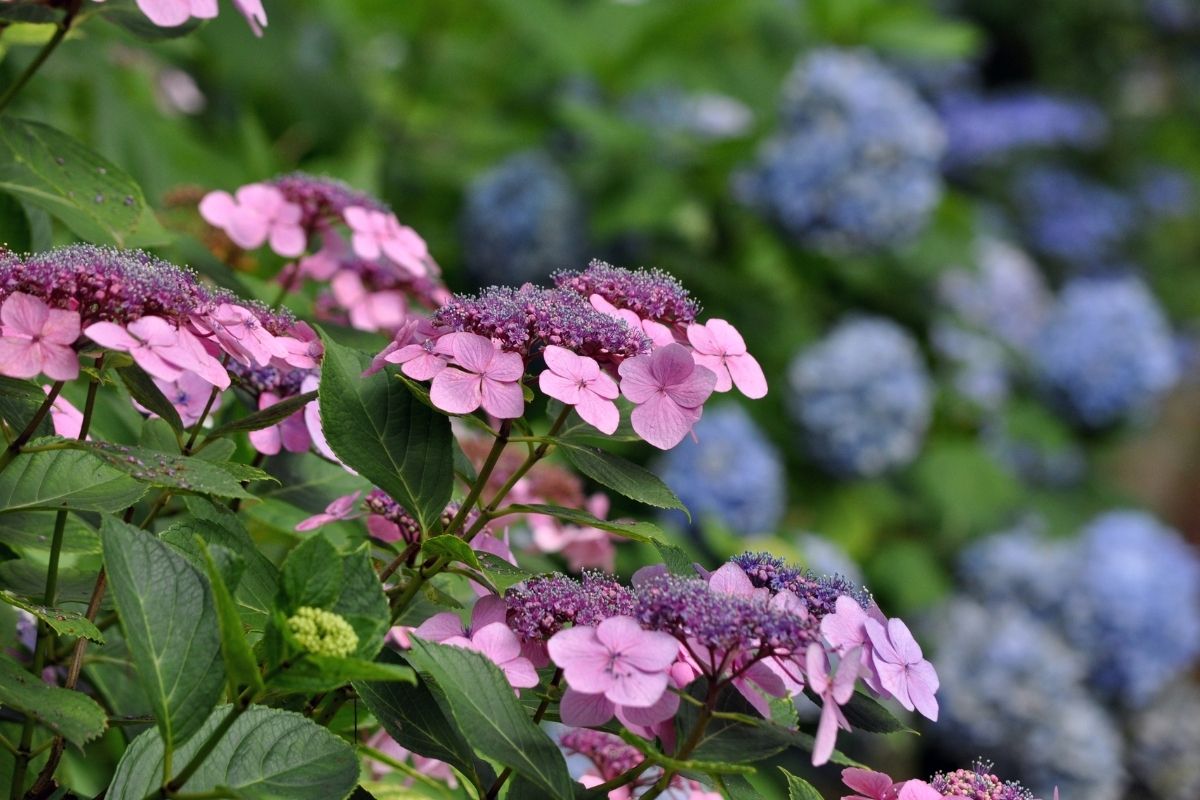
[199,544,264,694]
[501,503,665,543]
[421,535,481,571]
[102,516,224,750]
[79,441,254,499]
[0,448,146,513]
[0,376,52,441]
[270,654,415,693]
[118,365,183,437]
[0,590,104,643]
[476,553,535,592]
[356,650,496,793]
[106,705,359,800]
[0,561,101,604]
[405,638,573,798]
[838,689,913,734]
[0,4,60,22]
[0,511,99,554]
[780,768,823,800]
[204,391,317,441]
[0,653,107,748]
[318,334,453,533]
[653,539,695,576]
[0,118,167,247]
[280,533,342,610]
[559,442,689,519]
[617,730,754,775]
[331,542,390,660]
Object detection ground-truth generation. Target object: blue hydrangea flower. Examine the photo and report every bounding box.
[655,404,785,536]
[1013,167,1136,265]
[1135,166,1195,221]
[938,91,1107,169]
[460,151,585,286]
[1057,511,1200,707]
[1033,274,1178,428]
[793,532,864,587]
[736,48,945,253]
[788,316,932,477]
[957,521,1071,612]
[1130,681,1200,800]
[929,598,1127,800]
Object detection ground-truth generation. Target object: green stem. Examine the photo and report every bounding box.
[154,688,256,800]
[184,386,222,454]
[635,686,717,800]
[0,381,63,474]
[443,421,511,537]
[0,0,79,116]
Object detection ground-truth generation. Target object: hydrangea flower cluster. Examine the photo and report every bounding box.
[737,48,945,252]
[493,553,937,766]
[286,606,358,658]
[1013,166,1137,265]
[788,316,932,477]
[1033,274,1179,428]
[201,172,447,334]
[373,260,766,449]
[842,762,1049,800]
[937,90,1107,168]
[557,727,721,799]
[654,404,785,536]
[0,247,320,422]
[460,151,586,286]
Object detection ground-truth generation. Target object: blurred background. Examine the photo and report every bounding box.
[4,0,1200,797]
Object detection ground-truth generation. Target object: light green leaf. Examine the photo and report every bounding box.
[780,768,823,800]
[331,542,389,660]
[0,590,104,643]
[0,448,146,513]
[107,705,358,800]
[281,533,343,611]
[558,442,689,519]
[0,511,99,554]
[199,544,264,694]
[0,653,107,748]
[102,516,224,750]
[78,441,253,499]
[421,535,481,571]
[318,334,453,533]
[652,539,695,576]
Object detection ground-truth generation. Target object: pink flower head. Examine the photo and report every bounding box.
[330,271,407,333]
[807,643,859,766]
[45,388,84,439]
[429,332,525,419]
[686,319,767,399]
[248,392,311,455]
[822,596,890,696]
[896,781,941,800]
[0,292,79,381]
[199,184,304,257]
[153,372,223,426]
[617,343,716,450]
[865,617,939,721]
[412,597,537,691]
[192,304,284,368]
[276,321,322,370]
[294,492,362,532]
[538,345,620,435]
[548,616,679,708]
[842,768,900,800]
[373,319,448,380]
[85,316,189,383]
[343,206,429,277]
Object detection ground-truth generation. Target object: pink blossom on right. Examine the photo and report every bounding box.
[538,345,620,434]
[548,616,679,708]
[617,343,716,449]
[865,617,939,721]
[0,292,80,381]
[686,318,767,398]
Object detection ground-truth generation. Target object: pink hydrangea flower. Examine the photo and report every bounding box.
[686,319,767,399]
[276,321,322,370]
[429,332,525,419]
[617,343,715,449]
[807,643,859,766]
[330,271,408,333]
[191,303,285,367]
[821,595,890,696]
[199,184,304,256]
[85,316,190,383]
[45,388,84,439]
[248,392,312,455]
[538,345,620,435]
[294,492,361,532]
[865,617,939,721]
[412,597,538,691]
[842,768,901,800]
[548,616,679,708]
[343,206,429,277]
[0,292,80,381]
[152,372,223,426]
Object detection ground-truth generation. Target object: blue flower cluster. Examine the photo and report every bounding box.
[655,404,785,536]
[938,91,1107,169]
[460,151,586,286]
[1013,166,1136,265]
[1033,274,1178,428]
[787,316,932,477]
[736,48,945,253]
[1130,681,1200,800]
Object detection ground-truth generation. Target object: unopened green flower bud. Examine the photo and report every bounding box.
[287,606,358,658]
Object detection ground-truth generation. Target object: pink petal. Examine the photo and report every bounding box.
[665,364,716,409]
[693,352,733,393]
[726,353,767,399]
[471,623,522,664]
[606,667,669,708]
[403,352,447,381]
[906,662,939,721]
[616,689,679,726]
[812,698,840,766]
[897,781,941,800]
[83,321,136,352]
[0,339,40,379]
[648,343,697,386]
[865,619,901,665]
[686,322,719,355]
[127,316,180,348]
[225,212,270,250]
[538,369,583,405]
[198,190,237,226]
[708,563,754,597]
[484,350,524,382]
[617,355,659,403]
[343,205,372,231]
[630,393,700,450]
[414,613,465,643]
[842,769,897,800]
[597,618,678,671]
[430,367,483,414]
[574,392,619,435]
[547,626,606,671]
[806,643,831,695]
[874,661,913,711]
[447,332,497,374]
[480,378,525,419]
[706,319,747,354]
[2,293,51,339]
[500,657,540,690]
[642,320,676,347]
[542,345,584,381]
[886,618,924,665]
[269,224,307,258]
[589,369,619,399]
[248,425,282,456]
[822,597,869,652]
[40,308,80,346]
[366,516,403,543]
[832,647,861,704]
[471,595,509,629]
[559,689,615,727]
[39,343,80,381]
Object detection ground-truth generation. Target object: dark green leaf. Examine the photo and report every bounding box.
[0,653,107,747]
[118,364,183,436]
[0,376,51,441]
[102,516,224,750]
[0,590,104,642]
[318,334,453,533]
[331,542,389,660]
[106,705,358,800]
[559,442,689,518]
[269,654,415,693]
[0,448,146,513]
[79,441,253,499]
[406,638,573,798]
[421,535,482,571]
[280,533,343,611]
[838,689,913,734]
[204,391,317,441]
[199,544,264,693]
[0,561,102,604]
[0,4,60,22]
[0,511,99,554]
[476,553,535,592]
[653,539,695,576]
[780,768,823,800]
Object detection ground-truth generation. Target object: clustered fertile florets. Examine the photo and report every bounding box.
[270,172,388,224]
[930,763,1036,800]
[730,551,870,616]
[287,606,359,658]
[554,260,700,325]
[504,572,637,641]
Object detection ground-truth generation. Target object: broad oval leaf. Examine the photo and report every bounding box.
[107,705,359,800]
[79,441,254,499]
[0,511,99,554]
[102,516,224,750]
[559,442,689,519]
[0,653,107,748]
[318,334,453,533]
[0,448,146,513]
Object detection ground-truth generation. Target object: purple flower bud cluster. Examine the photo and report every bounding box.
[433,284,650,360]
[729,551,871,618]
[227,362,310,399]
[270,172,388,228]
[504,572,636,641]
[559,729,642,780]
[554,260,700,326]
[930,762,1036,800]
[363,489,421,543]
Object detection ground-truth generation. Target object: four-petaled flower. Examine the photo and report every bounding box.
[538,345,620,434]
[344,206,429,277]
[295,492,362,532]
[200,183,305,256]
[0,292,80,381]
[686,319,767,399]
[430,332,525,419]
[865,617,940,721]
[807,643,859,766]
[548,616,680,708]
[618,343,716,449]
[85,316,191,383]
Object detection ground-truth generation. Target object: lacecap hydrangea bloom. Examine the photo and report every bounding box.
[736,48,945,253]
[654,403,785,536]
[1013,166,1137,265]
[788,316,932,477]
[1033,274,1178,428]
[843,761,1051,800]
[460,151,586,286]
